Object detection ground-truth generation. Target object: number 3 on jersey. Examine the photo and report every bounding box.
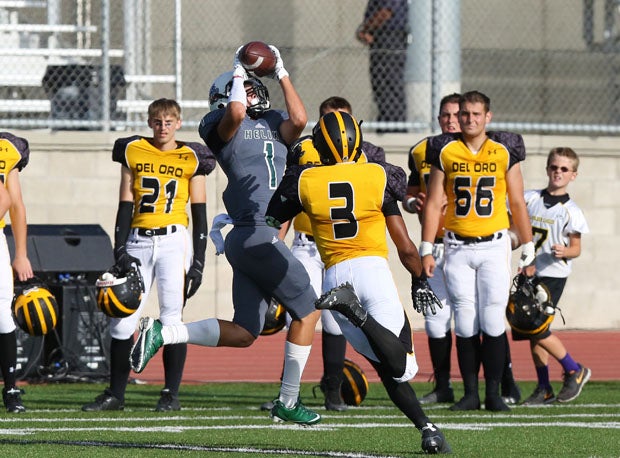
[329,182,358,239]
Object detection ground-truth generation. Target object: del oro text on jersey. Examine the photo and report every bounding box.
[452,161,498,173]
[135,162,186,177]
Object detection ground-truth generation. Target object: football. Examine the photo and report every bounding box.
[239,41,276,77]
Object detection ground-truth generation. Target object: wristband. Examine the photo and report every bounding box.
[403,196,418,213]
[228,75,246,105]
[419,241,433,257]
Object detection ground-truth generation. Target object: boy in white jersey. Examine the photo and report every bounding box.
[517,147,591,405]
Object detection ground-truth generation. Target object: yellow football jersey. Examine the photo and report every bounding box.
[113,136,215,229]
[0,133,29,228]
[407,138,431,192]
[298,162,394,269]
[426,131,526,237]
[407,137,447,239]
[293,211,313,235]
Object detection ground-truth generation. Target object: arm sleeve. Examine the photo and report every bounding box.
[114,201,134,255]
[190,203,208,266]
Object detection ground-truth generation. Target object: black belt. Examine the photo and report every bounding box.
[135,225,177,237]
[450,231,502,245]
[434,237,443,244]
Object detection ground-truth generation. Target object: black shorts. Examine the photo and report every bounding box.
[511,276,567,341]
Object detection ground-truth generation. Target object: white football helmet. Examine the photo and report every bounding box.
[208,71,270,117]
[208,71,234,112]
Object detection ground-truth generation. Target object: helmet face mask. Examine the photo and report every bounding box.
[208,72,270,117]
[244,77,270,118]
[312,111,363,165]
[96,266,144,318]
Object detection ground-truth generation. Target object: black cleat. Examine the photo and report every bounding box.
[420,387,455,405]
[155,388,181,412]
[2,387,26,413]
[82,389,124,412]
[449,394,480,411]
[421,423,452,454]
[315,282,367,327]
[484,395,511,412]
[320,376,348,411]
[501,381,522,405]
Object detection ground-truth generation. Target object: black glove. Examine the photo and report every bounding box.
[184,259,204,300]
[114,245,141,273]
[411,276,443,316]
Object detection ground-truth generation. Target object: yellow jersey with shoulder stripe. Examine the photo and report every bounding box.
[425,131,526,237]
[113,136,215,229]
[0,132,29,228]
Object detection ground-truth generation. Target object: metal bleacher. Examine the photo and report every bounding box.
[0,0,212,123]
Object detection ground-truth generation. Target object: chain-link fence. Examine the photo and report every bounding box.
[0,0,619,134]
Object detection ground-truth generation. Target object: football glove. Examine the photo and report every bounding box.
[184,259,204,300]
[268,45,289,81]
[411,276,443,316]
[232,45,248,80]
[518,241,536,269]
[114,246,141,273]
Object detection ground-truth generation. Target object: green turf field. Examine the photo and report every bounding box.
[1,381,619,457]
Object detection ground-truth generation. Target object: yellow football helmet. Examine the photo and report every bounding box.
[312,111,363,165]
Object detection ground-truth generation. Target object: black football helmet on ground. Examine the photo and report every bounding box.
[13,280,59,336]
[506,274,555,336]
[96,266,144,318]
[341,358,369,406]
[260,298,286,336]
[312,111,363,165]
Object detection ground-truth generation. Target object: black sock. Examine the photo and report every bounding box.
[109,337,133,401]
[0,331,17,388]
[369,358,430,429]
[501,332,515,387]
[455,335,480,397]
[481,332,506,398]
[322,331,346,380]
[360,315,407,379]
[163,343,187,395]
[428,334,452,391]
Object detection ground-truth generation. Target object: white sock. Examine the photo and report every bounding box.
[161,324,189,345]
[186,318,221,347]
[279,341,311,408]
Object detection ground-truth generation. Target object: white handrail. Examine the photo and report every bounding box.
[0,48,124,57]
[0,1,46,7]
[0,24,97,33]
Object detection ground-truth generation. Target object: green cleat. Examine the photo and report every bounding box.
[130,317,163,373]
[270,398,321,426]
